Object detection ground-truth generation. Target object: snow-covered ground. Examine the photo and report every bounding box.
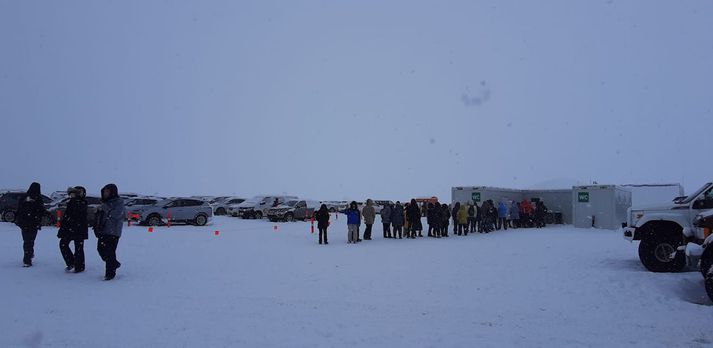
[1,216,711,347]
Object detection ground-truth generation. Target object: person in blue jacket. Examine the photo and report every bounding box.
[343,201,361,244]
[497,200,508,230]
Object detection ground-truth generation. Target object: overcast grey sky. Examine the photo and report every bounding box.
[1,0,712,201]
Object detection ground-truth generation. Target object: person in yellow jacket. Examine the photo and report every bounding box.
[457,203,469,236]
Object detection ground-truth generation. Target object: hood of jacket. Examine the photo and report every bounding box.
[101,183,119,202]
[27,182,41,199]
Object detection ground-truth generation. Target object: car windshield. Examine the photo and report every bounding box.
[677,183,712,204]
[284,201,298,207]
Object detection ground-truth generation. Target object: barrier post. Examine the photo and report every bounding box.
[56,210,62,228]
[310,213,315,234]
[167,210,171,228]
[127,212,131,227]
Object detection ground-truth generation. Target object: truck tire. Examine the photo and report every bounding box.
[285,212,294,222]
[638,232,686,272]
[194,214,207,226]
[255,211,263,219]
[700,246,713,278]
[215,208,226,216]
[2,210,16,223]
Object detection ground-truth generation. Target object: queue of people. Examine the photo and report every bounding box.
[320,197,550,244]
[13,182,125,280]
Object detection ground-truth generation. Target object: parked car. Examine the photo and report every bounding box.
[0,190,53,223]
[134,198,213,226]
[125,197,162,220]
[212,197,246,216]
[321,201,348,213]
[231,195,298,219]
[267,200,320,222]
[47,196,103,226]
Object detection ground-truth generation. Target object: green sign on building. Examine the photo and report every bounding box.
[578,192,590,203]
[472,192,481,202]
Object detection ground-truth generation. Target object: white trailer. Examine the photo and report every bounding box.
[573,185,631,230]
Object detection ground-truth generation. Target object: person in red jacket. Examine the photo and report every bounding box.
[521,199,534,228]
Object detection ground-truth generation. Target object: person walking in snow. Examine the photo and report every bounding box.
[361,199,376,240]
[380,203,392,238]
[407,199,421,239]
[440,203,451,237]
[343,201,361,244]
[15,182,46,267]
[95,183,125,280]
[497,200,508,231]
[390,202,405,239]
[58,186,88,273]
[315,204,330,245]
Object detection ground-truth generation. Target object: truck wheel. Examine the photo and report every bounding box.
[194,214,208,226]
[700,246,713,278]
[215,208,226,215]
[255,211,263,219]
[285,213,294,222]
[2,210,16,223]
[638,233,686,272]
[147,215,162,226]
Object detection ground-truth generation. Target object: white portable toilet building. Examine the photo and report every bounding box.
[572,185,632,230]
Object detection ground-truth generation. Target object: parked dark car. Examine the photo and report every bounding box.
[0,190,53,223]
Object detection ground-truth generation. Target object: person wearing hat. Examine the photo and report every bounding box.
[58,186,88,273]
[15,182,47,267]
[95,183,125,280]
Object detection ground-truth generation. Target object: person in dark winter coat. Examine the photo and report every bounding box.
[390,202,405,239]
[315,204,330,245]
[58,186,88,272]
[534,201,548,228]
[440,203,450,237]
[361,199,376,240]
[488,200,498,232]
[474,202,482,232]
[407,199,421,239]
[451,203,459,234]
[380,203,392,238]
[429,203,442,238]
[15,182,46,267]
[467,203,477,233]
[95,183,125,280]
[427,202,437,237]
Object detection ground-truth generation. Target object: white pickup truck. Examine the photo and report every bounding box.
[623,182,713,272]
